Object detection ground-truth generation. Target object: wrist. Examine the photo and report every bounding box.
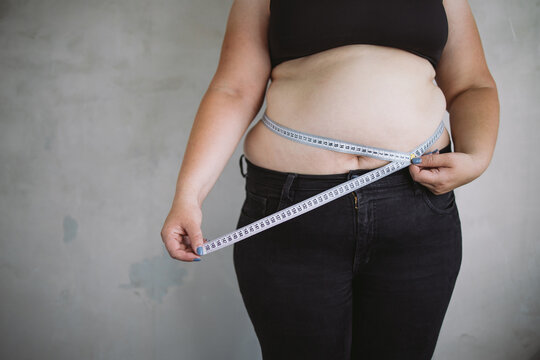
[173,187,203,208]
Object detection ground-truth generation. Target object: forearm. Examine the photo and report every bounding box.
[173,88,263,207]
[447,84,500,175]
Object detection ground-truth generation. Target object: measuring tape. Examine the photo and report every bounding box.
[200,112,445,255]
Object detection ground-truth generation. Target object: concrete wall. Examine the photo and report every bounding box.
[0,0,538,359]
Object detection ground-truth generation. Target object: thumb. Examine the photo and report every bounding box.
[412,152,453,168]
[185,221,205,256]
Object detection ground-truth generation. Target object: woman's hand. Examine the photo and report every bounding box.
[409,150,484,195]
[161,199,207,262]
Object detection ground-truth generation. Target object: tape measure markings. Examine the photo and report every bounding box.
[262,113,412,162]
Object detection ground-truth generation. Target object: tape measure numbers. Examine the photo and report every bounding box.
[200,112,445,255]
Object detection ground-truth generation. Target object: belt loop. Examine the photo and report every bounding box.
[278,173,297,209]
[239,154,247,178]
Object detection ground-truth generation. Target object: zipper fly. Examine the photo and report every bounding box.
[352,191,358,210]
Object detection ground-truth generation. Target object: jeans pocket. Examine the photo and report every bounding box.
[421,187,457,215]
[240,189,268,221]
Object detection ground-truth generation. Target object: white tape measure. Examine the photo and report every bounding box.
[200,112,445,255]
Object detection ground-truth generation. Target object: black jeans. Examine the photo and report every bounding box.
[233,144,462,360]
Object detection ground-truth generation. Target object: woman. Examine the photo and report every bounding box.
[161,0,499,358]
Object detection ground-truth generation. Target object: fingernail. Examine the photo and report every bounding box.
[196,246,203,255]
[193,258,201,262]
[412,158,422,164]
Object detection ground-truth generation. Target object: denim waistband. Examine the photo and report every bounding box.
[240,143,451,195]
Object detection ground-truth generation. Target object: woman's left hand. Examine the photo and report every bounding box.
[409,150,483,195]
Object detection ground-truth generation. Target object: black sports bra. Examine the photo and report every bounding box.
[268,0,448,70]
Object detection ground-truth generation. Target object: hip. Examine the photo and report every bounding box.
[235,147,462,266]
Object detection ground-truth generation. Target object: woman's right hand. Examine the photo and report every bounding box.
[161,199,207,262]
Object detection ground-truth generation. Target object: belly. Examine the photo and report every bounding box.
[243,44,450,174]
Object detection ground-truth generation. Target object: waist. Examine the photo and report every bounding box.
[243,143,451,196]
[243,114,450,174]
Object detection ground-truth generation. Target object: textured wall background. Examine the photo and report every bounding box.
[0,0,538,359]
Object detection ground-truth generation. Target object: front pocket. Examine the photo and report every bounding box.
[240,190,268,221]
[421,188,457,215]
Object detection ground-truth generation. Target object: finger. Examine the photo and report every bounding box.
[170,248,202,262]
[412,153,454,168]
[184,220,205,256]
[165,238,201,262]
[181,235,208,251]
[409,165,441,185]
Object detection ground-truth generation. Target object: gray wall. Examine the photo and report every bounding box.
[0,0,538,359]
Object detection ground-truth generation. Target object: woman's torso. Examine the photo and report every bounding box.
[243,3,450,174]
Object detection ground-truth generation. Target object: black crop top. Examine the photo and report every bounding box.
[268,0,448,70]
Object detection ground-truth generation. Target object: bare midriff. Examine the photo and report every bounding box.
[242,44,450,174]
